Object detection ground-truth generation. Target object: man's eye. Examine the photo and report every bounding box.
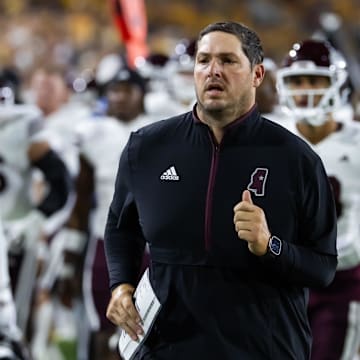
[309,78,324,86]
[286,77,301,85]
[223,58,235,64]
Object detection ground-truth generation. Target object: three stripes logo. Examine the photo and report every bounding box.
[160,166,179,181]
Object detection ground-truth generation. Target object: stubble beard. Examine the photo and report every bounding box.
[196,95,229,122]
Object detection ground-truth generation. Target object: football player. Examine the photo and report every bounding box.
[137,40,197,119]
[276,39,360,360]
[0,69,73,359]
[255,57,280,119]
[76,65,152,360]
[26,66,93,360]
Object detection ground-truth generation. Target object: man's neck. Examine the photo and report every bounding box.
[296,116,338,145]
[197,111,230,144]
[196,103,254,144]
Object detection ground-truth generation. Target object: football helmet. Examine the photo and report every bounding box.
[135,53,171,92]
[0,69,20,106]
[276,39,348,126]
[95,53,125,88]
[167,38,196,106]
[135,53,170,78]
[0,87,14,106]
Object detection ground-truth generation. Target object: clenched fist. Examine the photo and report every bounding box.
[233,189,271,256]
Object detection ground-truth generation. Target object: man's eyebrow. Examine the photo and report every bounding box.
[196,51,238,57]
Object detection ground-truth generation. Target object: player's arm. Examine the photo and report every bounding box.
[27,140,73,216]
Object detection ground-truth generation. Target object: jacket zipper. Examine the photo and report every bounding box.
[204,140,220,251]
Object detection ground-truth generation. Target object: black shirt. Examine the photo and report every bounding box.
[105,105,337,359]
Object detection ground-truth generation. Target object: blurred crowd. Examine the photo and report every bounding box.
[1,1,360,360]
[1,0,359,83]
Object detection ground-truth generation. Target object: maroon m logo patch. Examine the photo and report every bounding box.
[247,167,268,196]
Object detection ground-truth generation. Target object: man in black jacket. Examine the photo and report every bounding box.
[104,21,337,359]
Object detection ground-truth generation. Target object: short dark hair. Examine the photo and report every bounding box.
[197,21,264,67]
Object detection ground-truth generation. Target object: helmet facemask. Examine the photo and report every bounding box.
[277,40,348,126]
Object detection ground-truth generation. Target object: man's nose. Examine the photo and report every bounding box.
[207,60,221,77]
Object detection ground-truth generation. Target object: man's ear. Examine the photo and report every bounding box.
[253,63,265,88]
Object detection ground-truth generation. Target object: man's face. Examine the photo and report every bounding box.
[256,70,278,114]
[31,71,69,115]
[194,31,263,118]
[284,75,331,108]
[106,82,144,122]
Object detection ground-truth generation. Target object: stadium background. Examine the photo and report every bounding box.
[0,0,359,86]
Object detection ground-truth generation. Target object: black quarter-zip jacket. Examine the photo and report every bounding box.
[104,105,337,359]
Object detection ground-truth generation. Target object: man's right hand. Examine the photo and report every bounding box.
[106,283,144,341]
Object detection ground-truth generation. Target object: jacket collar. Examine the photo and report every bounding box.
[192,103,262,143]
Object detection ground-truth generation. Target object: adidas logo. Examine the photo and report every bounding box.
[160,166,179,181]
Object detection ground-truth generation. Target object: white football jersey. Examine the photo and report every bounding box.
[144,90,192,119]
[35,100,92,177]
[282,119,360,269]
[76,114,153,238]
[0,105,44,219]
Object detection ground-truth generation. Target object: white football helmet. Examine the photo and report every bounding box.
[0,87,14,106]
[167,38,196,106]
[95,53,124,87]
[0,69,20,106]
[276,39,348,126]
[135,53,171,93]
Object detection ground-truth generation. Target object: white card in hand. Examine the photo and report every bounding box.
[118,268,161,360]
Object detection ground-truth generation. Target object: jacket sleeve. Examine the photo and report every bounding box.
[104,137,146,290]
[262,156,338,288]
